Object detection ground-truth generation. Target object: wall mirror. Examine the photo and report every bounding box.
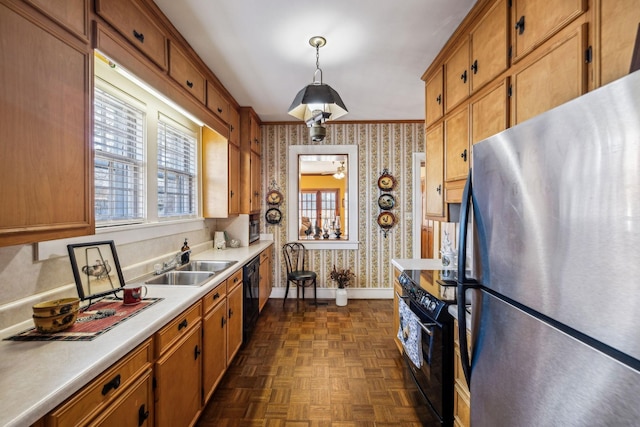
[288,145,359,249]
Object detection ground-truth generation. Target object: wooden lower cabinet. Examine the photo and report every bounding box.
[154,303,203,427]
[259,247,273,311]
[202,282,228,404]
[227,275,244,362]
[453,319,471,427]
[45,339,153,426]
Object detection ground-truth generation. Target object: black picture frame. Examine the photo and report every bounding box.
[67,241,126,301]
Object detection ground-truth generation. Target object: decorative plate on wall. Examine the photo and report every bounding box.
[377,169,396,191]
[377,193,395,210]
[377,211,396,229]
[266,190,283,206]
[265,208,282,225]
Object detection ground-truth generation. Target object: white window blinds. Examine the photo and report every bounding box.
[93,87,145,223]
[157,119,196,217]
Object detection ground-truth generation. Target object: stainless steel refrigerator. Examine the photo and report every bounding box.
[456,70,640,426]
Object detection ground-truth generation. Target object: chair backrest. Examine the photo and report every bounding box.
[282,242,308,274]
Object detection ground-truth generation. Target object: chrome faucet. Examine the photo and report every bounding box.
[155,249,192,275]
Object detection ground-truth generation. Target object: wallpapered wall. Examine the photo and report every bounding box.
[261,122,424,292]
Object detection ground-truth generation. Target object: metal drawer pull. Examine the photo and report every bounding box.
[133,30,144,43]
[101,374,121,396]
[138,404,149,426]
[186,80,194,88]
[178,319,188,330]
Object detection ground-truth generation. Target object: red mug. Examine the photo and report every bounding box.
[122,284,147,305]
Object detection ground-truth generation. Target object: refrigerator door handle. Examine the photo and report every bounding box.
[457,169,476,387]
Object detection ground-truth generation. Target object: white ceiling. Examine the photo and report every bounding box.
[153,0,476,122]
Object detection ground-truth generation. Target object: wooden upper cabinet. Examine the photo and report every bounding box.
[228,106,240,147]
[26,0,89,40]
[95,0,168,69]
[471,78,509,145]
[169,42,206,104]
[0,2,93,247]
[512,23,588,125]
[444,104,470,182]
[207,82,230,123]
[444,39,470,113]
[425,123,445,218]
[425,66,444,127]
[511,0,586,62]
[597,0,640,86]
[469,0,509,92]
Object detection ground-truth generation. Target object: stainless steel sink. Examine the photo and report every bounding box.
[145,271,214,286]
[178,260,237,273]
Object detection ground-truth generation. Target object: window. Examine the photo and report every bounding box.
[93,87,145,223]
[157,118,197,217]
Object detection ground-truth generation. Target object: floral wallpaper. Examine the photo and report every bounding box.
[261,122,424,291]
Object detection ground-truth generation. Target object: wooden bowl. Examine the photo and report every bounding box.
[32,308,79,333]
[32,297,80,318]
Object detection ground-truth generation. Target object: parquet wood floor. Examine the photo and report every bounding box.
[196,298,439,426]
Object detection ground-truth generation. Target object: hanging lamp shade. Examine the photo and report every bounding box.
[288,83,348,122]
[288,36,348,124]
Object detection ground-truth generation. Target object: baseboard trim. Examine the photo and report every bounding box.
[269,287,393,300]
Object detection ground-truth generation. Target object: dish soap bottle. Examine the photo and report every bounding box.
[181,238,190,264]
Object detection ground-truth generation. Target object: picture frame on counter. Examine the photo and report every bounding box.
[67,240,126,301]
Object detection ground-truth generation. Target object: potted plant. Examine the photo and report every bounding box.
[330,265,354,306]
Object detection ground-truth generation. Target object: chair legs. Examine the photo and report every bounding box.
[283,279,318,307]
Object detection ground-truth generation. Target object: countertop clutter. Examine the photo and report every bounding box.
[0,241,272,427]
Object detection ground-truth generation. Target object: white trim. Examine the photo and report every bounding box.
[287,145,359,249]
[412,153,426,258]
[268,287,393,300]
[36,218,208,260]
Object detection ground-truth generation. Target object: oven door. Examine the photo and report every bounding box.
[403,300,454,426]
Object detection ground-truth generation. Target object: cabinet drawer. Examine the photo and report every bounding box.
[259,247,272,264]
[26,0,89,40]
[169,42,206,104]
[155,302,202,356]
[207,82,230,123]
[46,339,153,426]
[95,0,167,69]
[227,269,243,292]
[203,282,227,314]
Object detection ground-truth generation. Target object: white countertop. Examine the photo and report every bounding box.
[391,258,456,271]
[0,241,272,427]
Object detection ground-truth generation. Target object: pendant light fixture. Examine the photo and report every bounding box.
[288,36,348,142]
[333,161,345,179]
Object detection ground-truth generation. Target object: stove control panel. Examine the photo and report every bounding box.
[398,272,448,321]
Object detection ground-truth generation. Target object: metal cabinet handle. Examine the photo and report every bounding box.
[418,321,437,336]
[138,404,150,426]
[436,184,442,195]
[133,30,144,43]
[515,16,525,35]
[101,374,121,396]
[213,292,220,300]
[186,80,194,88]
[178,319,188,330]
[461,149,468,162]
[194,345,201,360]
[436,94,442,105]
[471,59,478,74]
[461,70,467,83]
[221,316,226,328]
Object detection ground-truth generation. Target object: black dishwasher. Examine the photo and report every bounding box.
[242,256,260,342]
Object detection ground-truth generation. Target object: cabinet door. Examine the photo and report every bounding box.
[512,24,588,125]
[95,0,167,69]
[229,107,240,147]
[155,323,202,427]
[258,248,272,312]
[202,301,227,403]
[512,0,586,61]
[444,105,470,182]
[597,0,640,86]
[471,78,509,146]
[92,372,153,427]
[0,2,93,247]
[425,66,444,127]
[445,39,470,113]
[207,82,230,123]
[393,272,403,354]
[250,115,262,154]
[470,0,509,92]
[228,143,241,215]
[227,282,243,363]
[425,123,445,218]
[26,0,89,40]
[169,42,206,104]
[250,151,262,213]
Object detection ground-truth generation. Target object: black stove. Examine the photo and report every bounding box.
[398,269,457,322]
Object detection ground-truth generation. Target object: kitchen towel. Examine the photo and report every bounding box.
[397,298,423,368]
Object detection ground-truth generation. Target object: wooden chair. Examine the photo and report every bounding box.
[282,242,317,306]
